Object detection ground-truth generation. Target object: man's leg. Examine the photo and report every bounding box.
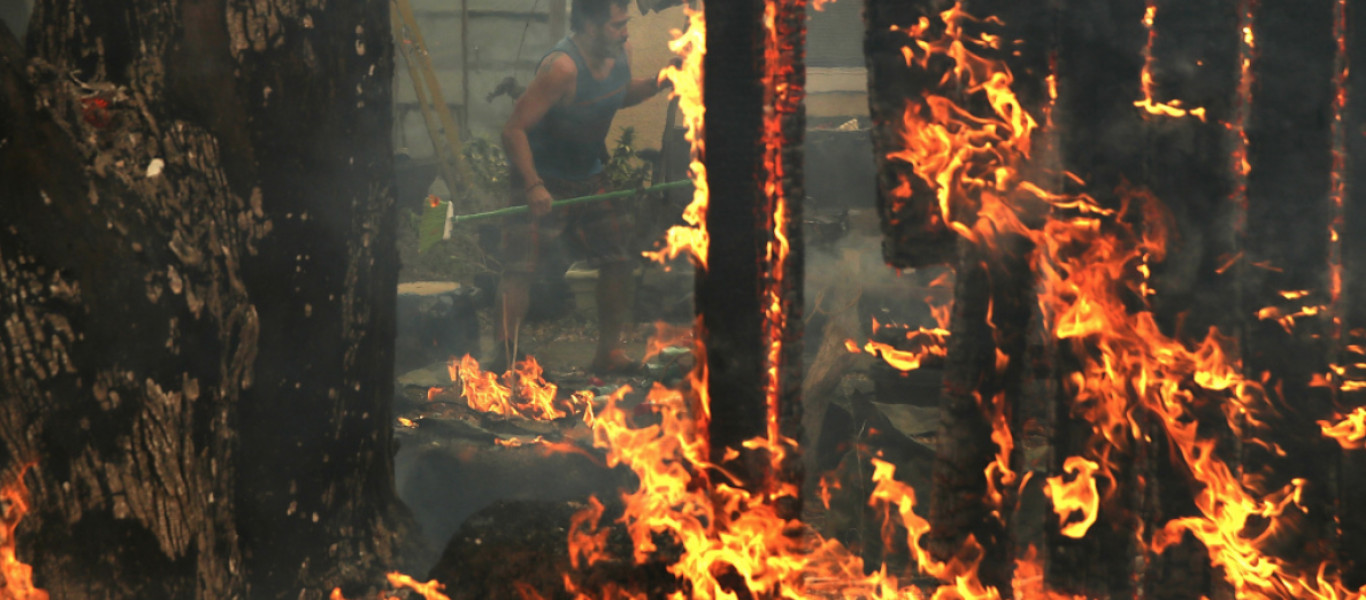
[592,261,632,370]
[492,270,533,371]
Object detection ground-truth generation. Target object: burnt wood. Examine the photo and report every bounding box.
[0,1,412,597]
[1241,0,1340,580]
[1340,0,1366,586]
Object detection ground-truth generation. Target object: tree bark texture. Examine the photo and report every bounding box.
[1237,0,1341,584]
[1339,0,1366,586]
[702,0,767,466]
[864,0,956,270]
[861,0,1365,596]
[701,0,807,513]
[0,1,409,597]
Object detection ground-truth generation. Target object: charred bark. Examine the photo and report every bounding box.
[701,0,806,499]
[0,1,410,597]
[1135,0,1244,596]
[1238,0,1340,582]
[702,0,767,466]
[864,0,956,270]
[1047,0,1153,596]
[1339,0,1366,586]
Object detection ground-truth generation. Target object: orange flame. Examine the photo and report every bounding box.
[1043,457,1101,538]
[0,467,46,600]
[447,355,594,422]
[1134,2,1207,121]
[1320,407,1366,449]
[644,7,709,269]
[641,321,694,363]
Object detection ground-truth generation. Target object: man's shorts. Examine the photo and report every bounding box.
[500,172,636,274]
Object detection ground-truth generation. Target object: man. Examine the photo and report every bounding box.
[492,0,668,375]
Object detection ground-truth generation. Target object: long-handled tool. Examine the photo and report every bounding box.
[446,179,694,224]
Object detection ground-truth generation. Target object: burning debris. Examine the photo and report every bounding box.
[6,0,1366,597]
[313,0,1366,597]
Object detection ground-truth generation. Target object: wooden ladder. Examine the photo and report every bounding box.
[391,0,473,200]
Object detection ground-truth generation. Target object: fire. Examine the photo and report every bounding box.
[363,2,1364,597]
[760,0,803,451]
[846,270,954,372]
[1134,1,1207,121]
[0,467,46,600]
[330,573,450,600]
[882,2,1364,598]
[644,7,709,269]
[1320,407,1366,449]
[1043,457,1100,539]
[847,328,949,373]
[444,354,594,422]
[642,321,694,363]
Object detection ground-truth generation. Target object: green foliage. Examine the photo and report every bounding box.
[604,127,654,191]
[462,137,512,197]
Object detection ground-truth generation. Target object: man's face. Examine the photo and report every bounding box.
[590,5,630,55]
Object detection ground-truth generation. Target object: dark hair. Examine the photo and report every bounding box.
[570,0,629,33]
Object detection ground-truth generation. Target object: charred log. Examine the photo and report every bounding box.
[1246,0,1342,580]
[702,0,767,464]
[0,1,410,597]
[1339,0,1366,585]
[701,0,806,509]
[864,0,956,270]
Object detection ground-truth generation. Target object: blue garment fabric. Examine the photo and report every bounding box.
[526,37,631,181]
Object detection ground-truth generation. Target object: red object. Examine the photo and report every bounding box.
[81,97,111,128]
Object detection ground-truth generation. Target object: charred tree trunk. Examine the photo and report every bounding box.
[702,0,767,465]
[865,0,954,271]
[1237,0,1341,585]
[1135,0,1243,596]
[0,1,409,597]
[1339,0,1366,586]
[701,0,806,507]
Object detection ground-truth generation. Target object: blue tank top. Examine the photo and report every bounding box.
[526,37,631,181]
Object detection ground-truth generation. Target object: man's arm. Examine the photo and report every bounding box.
[502,54,576,215]
[622,74,665,108]
[621,41,667,108]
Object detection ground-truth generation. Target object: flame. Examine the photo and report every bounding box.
[444,355,595,422]
[1043,457,1101,538]
[642,321,694,363]
[847,273,954,372]
[760,0,803,455]
[385,573,451,600]
[0,466,46,600]
[360,3,1366,598]
[330,573,452,600]
[1320,407,1366,449]
[884,3,1365,598]
[644,7,709,269]
[849,330,950,372]
[1134,2,1207,121]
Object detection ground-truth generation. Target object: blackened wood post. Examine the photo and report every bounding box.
[702,0,766,465]
[1240,0,1340,577]
[760,0,808,504]
[1338,0,1366,585]
[1,0,409,597]
[1051,0,1150,596]
[702,0,806,505]
[864,0,1043,592]
[1136,0,1243,596]
[865,0,956,270]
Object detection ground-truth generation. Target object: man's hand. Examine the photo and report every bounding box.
[527,183,554,217]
